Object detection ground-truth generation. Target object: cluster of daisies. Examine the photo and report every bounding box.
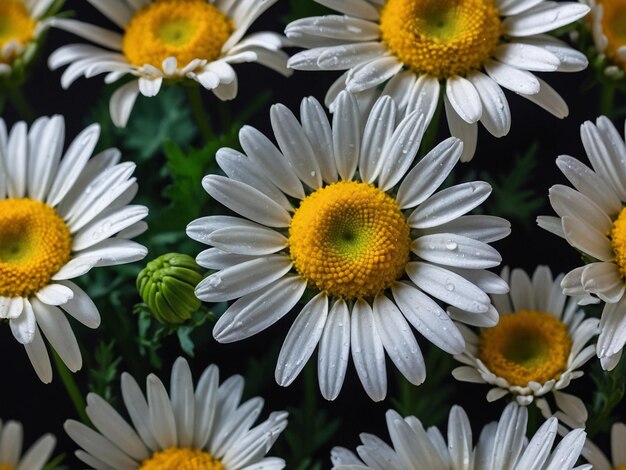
[2,0,626,467]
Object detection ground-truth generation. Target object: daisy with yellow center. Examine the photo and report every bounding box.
[583,422,626,470]
[187,92,510,401]
[538,115,626,371]
[0,419,55,470]
[583,0,626,75]
[0,0,56,74]
[331,402,588,469]
[0,116,148,383]
[48,0,291,127]
[453,266,598,429]
[65,357,288,469]
[286,0,590,161]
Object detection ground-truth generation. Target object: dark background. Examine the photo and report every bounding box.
[0,0,623,467]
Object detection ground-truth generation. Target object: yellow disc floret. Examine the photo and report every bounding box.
[595,0,626,69]
[379,0,501,78]
[139,448,224,470]
[0,0,36,64]
[289,181,411,299]
[0,199,72,298]
[611,207,626,277]
[123,0,233,69]
[0,464,14,470]
[478,310,572,387]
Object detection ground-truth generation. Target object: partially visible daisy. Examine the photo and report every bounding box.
[65,357,288,469]
[538,115,626,371]
[331,402,590,469]
[0,116,148,383]
[582,0,626,77]
[582,422,626,470]
[0,0,56,75]
[48,0,291,127]
[452,266,598,429]
[0,419,55,470]
[187,91,510,401]
[286,0,590,161]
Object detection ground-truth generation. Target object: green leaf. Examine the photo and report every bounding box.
[88,341,122,404]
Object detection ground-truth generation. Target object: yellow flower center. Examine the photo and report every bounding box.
[0,464,14,470]
[379,0,501,78]
[597,0,626,66]
[478,310,572,387]
[611,207,626,277]
[614,466,626,470]
[0,199,72,298]
[122,0,233,69]
[289,181,411,299]
[139,448,224,470]
[0,0,36,64]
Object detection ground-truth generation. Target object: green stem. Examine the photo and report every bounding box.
[185,84,214,142]
[6,85,36,122]
[600,85,615,118]
[52,349,90,425]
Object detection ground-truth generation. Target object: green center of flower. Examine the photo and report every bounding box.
[122,0,233,69]
[478,310,571,387]
[289,181,411,299]
[0,199,72,298]
[611,207,626,277]
[379,0,502,78]
[139,448,223,470]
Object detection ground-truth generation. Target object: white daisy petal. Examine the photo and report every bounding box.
[333,91,361,181]
[23,324,52,384]
[405,75,440,125]
[10,299,36,345]
[34,283,74,306]
[446,76,482,124]
[444,96,478,162]
[562,215,613,262]
[484,59,540,95]
[318,300,351,401]
[109,80,140,128]
[520,77,568,118]
[502,3,591,37]
[468,71,511,138]
[412,233,502,269]
[494,42,560,72]
[359,95,397,183]
[346,56,404,93]
[314,0,380,20]
[300,96,338,183]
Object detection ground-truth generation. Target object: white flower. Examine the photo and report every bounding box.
[582,422,626,470]
[0,419,55,470]
[539,115,626,371]
[286,0,590,161]
[48,0,291,127]
[582,0,626,74]
[0,0,56,74]
[331,402,590,470]
[452,266,598,429]
[0,116,148,383]
[187,91,509,401]
[65,357,288,469]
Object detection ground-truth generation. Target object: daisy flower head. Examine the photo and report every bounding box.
[286,0,590,162]
[582,0,626,78]
[330,402,589,470]
[187,91,510,402]
[0,419,56,470]
[0,116,148,383]
[538,115,626,371]
[65,357,288,469]
[452,266,598,428]
[583,421,626,470]
[48,0,291,127]
[0,0,57,76]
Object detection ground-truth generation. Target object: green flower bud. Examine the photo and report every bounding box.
[137,253,203,325]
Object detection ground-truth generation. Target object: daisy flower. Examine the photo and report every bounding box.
[65,357,288,469]
[582,0,626,77]
[452,266,598,429]
[538,115,626,371]
[187,91,510,401]
[582,422,626,470]
[0,0,56,75]
[286,0,590,161]
[0,116,148,383]
[330,402,590,470]
[0,419,56,470]
[48,0,291,127]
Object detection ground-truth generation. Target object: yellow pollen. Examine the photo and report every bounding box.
[596,0,626,69]
[478,310,572,387]
[289,181,411,299]
[0,0,36,65]
[379,0,502,78]
[611,207,626,277]
[0,465,14,470]
[0,199,72,298]
[614,465,626,470]
[122,0,233,69]
[139,448,224,470]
